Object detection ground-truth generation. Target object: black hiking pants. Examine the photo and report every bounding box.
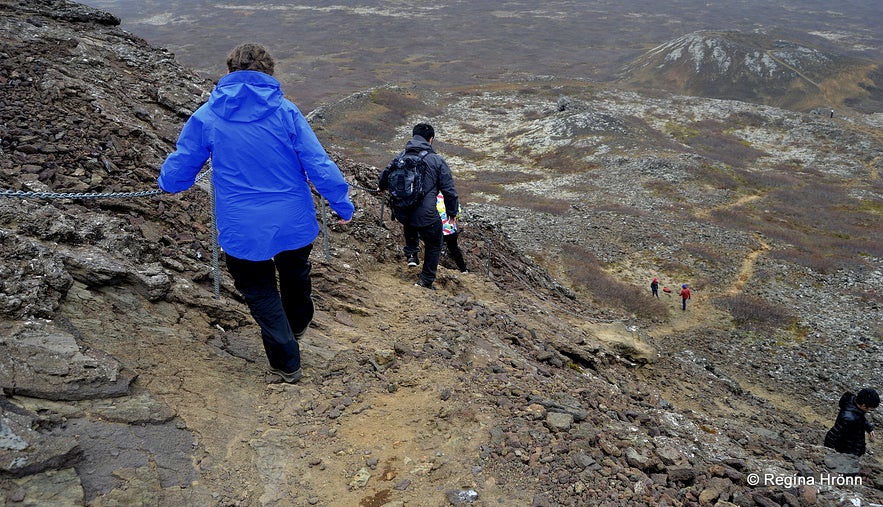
[225,244,314,374]
[443,231,467,272]
[403,220,443,287]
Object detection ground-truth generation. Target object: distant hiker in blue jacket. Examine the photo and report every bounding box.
[158,43,354,384]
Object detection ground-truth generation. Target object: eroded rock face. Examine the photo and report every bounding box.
[0,1,212,500]
[0,401,82,478]
[0,230,72,318]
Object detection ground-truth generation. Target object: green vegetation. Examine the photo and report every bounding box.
[714,294,797,332]
[692,163,742,190]
[494,191,573,216]
[534,147,599,175]
[664,121,701,142]
[710,176,881,274]
[665,114,773,169]
[318,87,443,165]
[458,171,547,206]
[682,242,727,268]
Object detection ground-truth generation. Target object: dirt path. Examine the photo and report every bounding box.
[765,50,823,90]
[633,189,851,446]
[692,193,762,220]
[246,264,526,506]
[726,233,772,295]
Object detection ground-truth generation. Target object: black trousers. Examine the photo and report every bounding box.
[443,231,467,272]
[403,220,443,286]
[225,244,314,373]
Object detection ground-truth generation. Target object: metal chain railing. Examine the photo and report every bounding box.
[0,188,164,199]
[2,174,604,321]
[345,181,386,226]
[0,169,223,295]
[0,169,211,200]
[0,170,379,301]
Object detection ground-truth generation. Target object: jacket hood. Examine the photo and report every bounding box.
[404,136,434,153]
[839,392,856,410]
[208,70,283,122]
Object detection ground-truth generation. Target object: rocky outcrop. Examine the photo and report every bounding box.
[0,319,135,401]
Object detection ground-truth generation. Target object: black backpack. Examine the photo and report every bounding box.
[386,150,429,209]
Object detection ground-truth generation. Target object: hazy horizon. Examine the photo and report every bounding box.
[81,1,883,112]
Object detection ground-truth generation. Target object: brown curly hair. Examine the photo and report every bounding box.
[226,43,275,75]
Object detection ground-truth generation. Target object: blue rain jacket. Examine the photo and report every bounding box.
[158,71,354,261]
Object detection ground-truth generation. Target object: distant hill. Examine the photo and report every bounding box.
[619,29,883,113]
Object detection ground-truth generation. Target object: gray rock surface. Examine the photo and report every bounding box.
[0,319,134,400]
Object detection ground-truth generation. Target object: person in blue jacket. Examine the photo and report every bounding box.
[158,43,354,384]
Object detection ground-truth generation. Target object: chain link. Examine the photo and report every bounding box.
[0,169,213,200]
[350,182,381,194]
[0,168,369,302]
[1,174,604,321]
[0,188,163,199]
[0,170,381,201]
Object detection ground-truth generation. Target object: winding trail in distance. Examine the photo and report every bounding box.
[692,193,771,296]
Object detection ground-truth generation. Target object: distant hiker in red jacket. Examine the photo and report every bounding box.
[679,284,691,311]
[650,277,659,298]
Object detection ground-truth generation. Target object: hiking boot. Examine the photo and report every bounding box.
[407,254,419,267]
[268,367,302,384]
[293,321,310,339]
[414,280,435,290]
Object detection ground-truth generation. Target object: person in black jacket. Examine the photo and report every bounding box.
[824,388,878,457]
[379,123,458,290]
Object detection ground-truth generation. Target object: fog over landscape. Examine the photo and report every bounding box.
[80,0,883,112]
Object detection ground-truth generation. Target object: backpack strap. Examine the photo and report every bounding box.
[416,150,432,194]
